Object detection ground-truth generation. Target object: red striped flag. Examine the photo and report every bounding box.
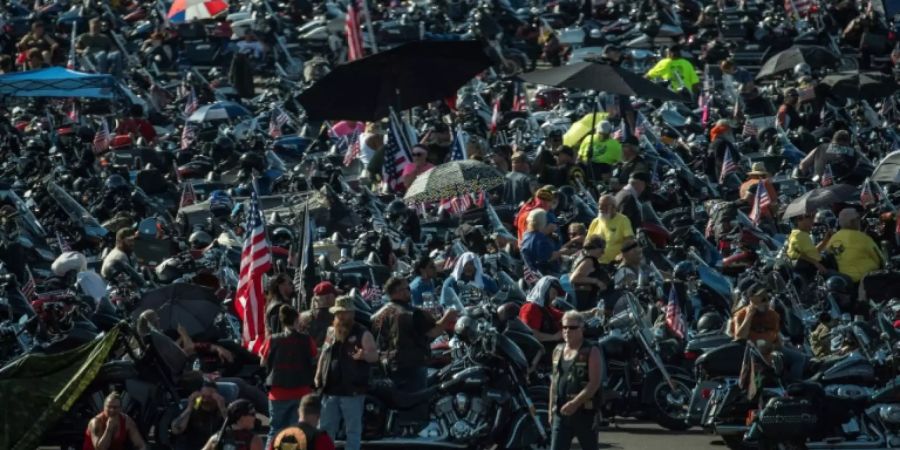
[345,4,364,61]
[665,283,686,339]
[742,120,758,138]
[785,0,815,17]
[67,100,79,123]
[183,86,199,118]
[511,83,527,112]
[268,108,290,138]
[180,182,197,208]
[181,122,195,150]
[21,266,36,300]
[92,119,110,154]
[490,98,500,134]
[234,186,272,354]
[342,128,363,166]
[860,178,876,208]
[821,164,834,187]
[750,182,771,225]
[382,111,413,192]
[719,148,737,183]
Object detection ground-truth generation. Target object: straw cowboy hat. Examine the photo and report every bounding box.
[748,161,769,177]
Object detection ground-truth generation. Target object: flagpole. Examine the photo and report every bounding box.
[358,0,379,53]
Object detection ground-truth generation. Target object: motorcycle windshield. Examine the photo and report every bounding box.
[0,189,46,238]
[698,264,732,300]
[48,182,107,238]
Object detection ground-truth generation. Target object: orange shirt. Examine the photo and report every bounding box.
[731,306,781,344]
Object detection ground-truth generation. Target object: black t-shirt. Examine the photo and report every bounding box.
[179,407,224,450]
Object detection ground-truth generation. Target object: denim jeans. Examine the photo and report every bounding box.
[320,395,365,450]
[266,399,299,450]
[550,411,599,450]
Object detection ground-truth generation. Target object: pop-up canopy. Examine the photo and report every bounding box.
[0,67,118,98]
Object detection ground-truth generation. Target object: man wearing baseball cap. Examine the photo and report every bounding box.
[299,281,342,348]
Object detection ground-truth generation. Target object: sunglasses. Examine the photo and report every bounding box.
[562,325,582,330]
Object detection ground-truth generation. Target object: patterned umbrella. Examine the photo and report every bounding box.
[403,160,504,204]
[187,101,251,123]
[168,0,229,23]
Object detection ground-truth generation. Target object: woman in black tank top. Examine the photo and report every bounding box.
[569,236,611,311]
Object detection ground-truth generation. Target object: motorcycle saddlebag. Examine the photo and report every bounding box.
[757,397,818,439]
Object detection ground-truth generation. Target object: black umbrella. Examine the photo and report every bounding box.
[517,62,684,102]
[756,45,839,79]
[297,40,492,121]
[821,71,899,101]
[872,150,900,184]
[131,283,221,339]
[782,184,858,219]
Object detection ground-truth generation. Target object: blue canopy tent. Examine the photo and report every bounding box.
[0,67,118,98]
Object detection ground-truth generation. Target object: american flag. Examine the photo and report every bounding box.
[67,100,79,124]
[742,120,758,138]
[439,194,474,215]
[490,98,500,134]
[700,93,710,128]
[382,111,412,192]
[234,185,272,354]
[21,266,36,300]
[612,120,628,141]
[360,281,383,304]
[785,0,815,18]
[665,283,686,339]
[475,190,485,207]
[750,182,771,225]
[860,178,876,208]
[719,148,737,183]
[268,108,290,138]
[183,86,199,118]
[522,265,541,287]
[341,128,363,167]
[821,164,834,187]
[181,122,195,150]
[92,119,110,154]
[511,83,527,112]
[345,4,364,61]
[179,182,196,208]
[56,231,72,252]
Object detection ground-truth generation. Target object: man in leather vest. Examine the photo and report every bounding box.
[272,394,336,450]
[201,399,263,450]
[299,281,340,347]
[315,296,377,450]
[549,311,603,450]
[261,305,317,450]
[371,277,458,393]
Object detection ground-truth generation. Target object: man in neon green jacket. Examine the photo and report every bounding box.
[645,45,700,93]
[578,120,622,180]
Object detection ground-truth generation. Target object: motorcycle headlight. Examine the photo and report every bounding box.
[880,405,900,425]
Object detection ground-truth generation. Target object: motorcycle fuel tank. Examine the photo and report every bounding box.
[818,353,875,385]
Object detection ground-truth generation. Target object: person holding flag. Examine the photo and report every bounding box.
[740,162,778,221]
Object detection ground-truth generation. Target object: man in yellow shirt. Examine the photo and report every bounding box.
[826,208,884,283]
[786,213,831,280]
[587,194,634,264]
[645,45,700,93]
[578,121,622,181]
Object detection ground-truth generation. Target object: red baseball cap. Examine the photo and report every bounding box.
[313,281,340,296]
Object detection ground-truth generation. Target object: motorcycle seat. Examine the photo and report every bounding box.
[368,379,438,410]
[695,341,745,378]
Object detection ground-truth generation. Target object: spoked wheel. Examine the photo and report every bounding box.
[651,377,694,431]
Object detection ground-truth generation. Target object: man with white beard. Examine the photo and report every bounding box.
[315,296,377,450]
[586,194,634,264]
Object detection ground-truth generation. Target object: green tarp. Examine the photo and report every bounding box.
[0,326,120,450]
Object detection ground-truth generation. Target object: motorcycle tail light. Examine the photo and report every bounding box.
[745,409,757,426]
[701,388,713,400]
[684,351,700,361]
[535,97,546,109]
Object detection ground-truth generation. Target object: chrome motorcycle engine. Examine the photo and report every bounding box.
[433,394,489,441]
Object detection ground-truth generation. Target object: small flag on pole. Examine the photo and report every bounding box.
[21,266,36,300]
[821,164,834,187]
[719,148,737,183]
[179,182,197,208]
[665,283,686,339]
[92,119,110,154]
[749,182,771,225]
[181,122,195,150]
[183,86,199,117]
[860,178,876,208]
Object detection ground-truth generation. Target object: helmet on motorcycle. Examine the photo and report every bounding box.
[673,261,697,281]
[270,227,294,247]
[239,151,266,172]
[25,138,44,152]
[793,63,812,78]
[386,199,409,221]
[508,118,529,131]
[105,174,128,191]
[597,120,613,135]
[155,257,182,284]
[208,190,234,217]
[825,275,853,295]
[814,209,836,229]
[697,312,725,334]
[703,4,719,15]
[589,28,602,39]
[189,230,213,249]
[454,315,477,343]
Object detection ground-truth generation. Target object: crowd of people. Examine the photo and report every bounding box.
[2,0,900,448]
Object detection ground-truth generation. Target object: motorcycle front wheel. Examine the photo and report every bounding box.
[650,376,694,431]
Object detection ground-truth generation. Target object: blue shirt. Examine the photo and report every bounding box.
[409,276,435,306]
[521,231,560,275]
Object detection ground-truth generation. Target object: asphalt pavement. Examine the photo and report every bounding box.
[591,419,722,450]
